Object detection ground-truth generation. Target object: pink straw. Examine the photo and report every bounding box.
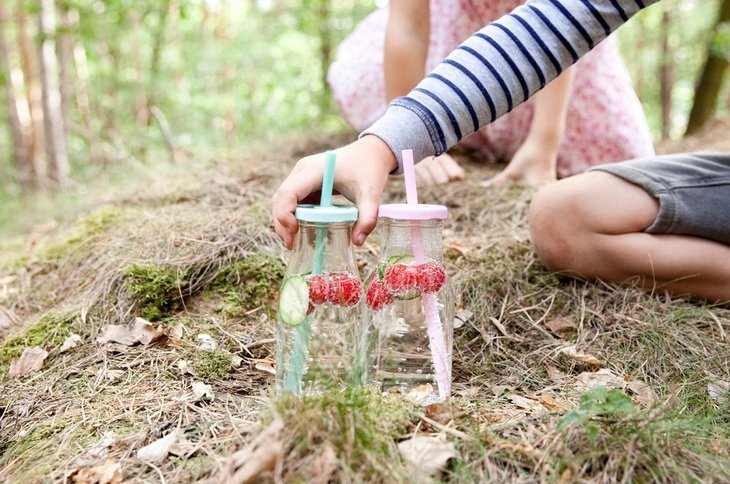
[402,150,451,400]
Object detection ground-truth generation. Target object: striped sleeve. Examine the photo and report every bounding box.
[362,0,661,172]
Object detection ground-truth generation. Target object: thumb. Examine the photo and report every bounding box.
[352,195,380,246]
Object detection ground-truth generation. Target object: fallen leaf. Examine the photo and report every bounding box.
[398,435,458,479]
[97,318,164,346]
[546,365,567,384]
[86,432,119,459]
[68,458,122,484]
[9,347,49,377]
[192,381,214,400]
[60,334,83,353]
[222,419,284,483]
[539,395,570,410]
[425,401,453,425]
[177,360,193,375]
[407,384,435,405]
[197,333,217,351]
[453,310,474,330]
[170,324,184,339]
[508,394,545,413]
[559,345,604,367]
[627,380,657,408]
[545,317,577,337]
[573,369,623,392]
[310,444,337,484]
[254,362,275,376]
[708,380,730,404]
[231,356,243,368]
[136,431,178,462]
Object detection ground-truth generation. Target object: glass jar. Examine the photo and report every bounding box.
[275,205,369,395]
[365,206,454,404]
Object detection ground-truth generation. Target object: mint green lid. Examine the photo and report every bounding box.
[295,204,358,223]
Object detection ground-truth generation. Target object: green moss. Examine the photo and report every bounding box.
[1,422,64,460]
[124,263,189,320]
[193,350,232,379]
[38,206,131,261]
[0,312,76,373]
[212,253,284,315]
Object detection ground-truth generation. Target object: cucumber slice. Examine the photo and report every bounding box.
[279,275,310,326]
[386,254,415,265]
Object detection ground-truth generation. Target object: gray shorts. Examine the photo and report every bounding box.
[590,152,730,245]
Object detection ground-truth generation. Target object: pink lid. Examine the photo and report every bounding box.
[378,203,448,220]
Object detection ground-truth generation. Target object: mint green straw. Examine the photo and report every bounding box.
[285,151,336,393]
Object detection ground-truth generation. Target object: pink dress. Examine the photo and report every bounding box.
[328,0,655,177]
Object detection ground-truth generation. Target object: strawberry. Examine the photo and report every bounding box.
[327,271,362,306]
[384,263,419,295]
[307,274,328,305]
[366,279,394,310]
[306,302,315,316]
[416,263,446,293]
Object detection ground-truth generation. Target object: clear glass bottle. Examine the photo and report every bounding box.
[365,207,454,405]
[276,205,369,395]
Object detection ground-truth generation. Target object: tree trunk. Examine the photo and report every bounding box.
[0,3,31,182]
[58,2,74,137]
[318,0,332,116]
[16,0,46,185]
[685,0,730,135]
[146,0,171,125]
[659,8,673,139]
[38,0,69,188]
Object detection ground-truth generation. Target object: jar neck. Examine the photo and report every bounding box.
[297,221,353,247]
[379,218,445,263]
[290,221,358,275]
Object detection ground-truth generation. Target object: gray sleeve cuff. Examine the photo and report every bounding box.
[359,104,438,175]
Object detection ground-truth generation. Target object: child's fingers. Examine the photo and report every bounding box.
[352,195,380,246]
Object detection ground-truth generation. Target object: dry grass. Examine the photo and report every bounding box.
[1,129,729,482]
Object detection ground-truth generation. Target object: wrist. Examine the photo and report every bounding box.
[359,134,399,173]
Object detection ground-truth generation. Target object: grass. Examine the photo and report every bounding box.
[0,132,728,482]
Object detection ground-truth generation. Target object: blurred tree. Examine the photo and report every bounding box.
[686,0,730,134]
[39,0,69,187]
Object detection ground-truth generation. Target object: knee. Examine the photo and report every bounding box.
[529,179,590,274]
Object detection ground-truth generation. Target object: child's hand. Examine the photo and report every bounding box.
[272,135,398,250]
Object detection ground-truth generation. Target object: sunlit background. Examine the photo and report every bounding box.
[0,0,728,235]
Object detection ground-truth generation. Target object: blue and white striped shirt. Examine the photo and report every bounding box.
[363,0,660,172]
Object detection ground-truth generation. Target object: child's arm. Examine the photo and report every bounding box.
[273,0,661,248]
[384,1,430,102]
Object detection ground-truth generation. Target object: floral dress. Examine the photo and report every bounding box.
[327,0,655,177]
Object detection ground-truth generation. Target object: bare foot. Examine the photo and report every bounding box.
[481,141,558,188]
[415,153,466,185]
[481,164,557,188]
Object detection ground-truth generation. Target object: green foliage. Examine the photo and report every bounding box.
[124,263,188,320]
[558,387,635,438]
[212,253,285,315]
[193,350,232,380]
[0,312,76,373]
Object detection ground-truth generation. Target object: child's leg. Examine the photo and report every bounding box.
[529,171,730,303]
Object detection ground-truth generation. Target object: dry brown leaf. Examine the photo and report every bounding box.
[539,395,570,410]
[425,401,453,425]
[170,324,184,339]
[192,381,214,400]
[708,380,730,404]
[9,347,49,377]
[222,419,284,484]
[559,345,604,367]
[573,369,623,392]
[508,394,546,413]
[407,383,436,405]
[136,431,179,462]
[68,458,122,484]
[177,360,193,375]
[310,444,337,484]
[398,435,458,479]
[60,334,83,353]
[545,317,577,337]
[254,362,275,376]
[97,318,164,346]
[627,380,657,408]
[546,365,567,384]
[86,432,119,459]
[231,355,243,368]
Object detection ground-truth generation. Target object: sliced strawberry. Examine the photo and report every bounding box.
[327,271,362,307]
[307,274,328,305]
[416,263,446,293]
[366,279,394,310]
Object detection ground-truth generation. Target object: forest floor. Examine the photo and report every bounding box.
[0,120,729,483]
